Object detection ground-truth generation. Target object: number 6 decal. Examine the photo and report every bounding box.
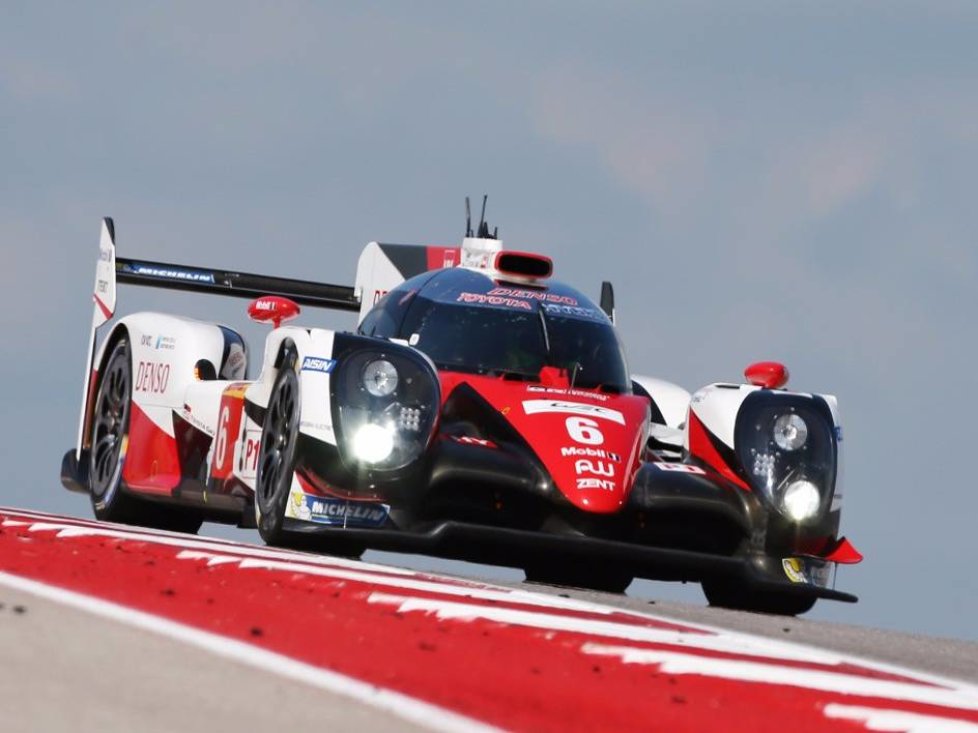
[566,416,603,445]
[214,405,231,469]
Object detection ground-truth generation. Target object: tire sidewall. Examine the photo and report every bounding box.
[90,338,132,517]
[256,353,300,542]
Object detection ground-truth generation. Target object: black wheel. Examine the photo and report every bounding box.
[524,560,633,594]
[89,337,202,534]
[89,339,134,519]
[701,579,817,616]
[255,349,300,545]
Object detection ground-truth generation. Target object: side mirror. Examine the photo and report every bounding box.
[744,361,789,389]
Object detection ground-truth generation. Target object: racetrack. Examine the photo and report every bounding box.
[2,506,976,732]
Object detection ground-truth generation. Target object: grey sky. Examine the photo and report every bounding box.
[3,3,977,640]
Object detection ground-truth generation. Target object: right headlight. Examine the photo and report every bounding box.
[734,393,838,524]
[331,347,439,471]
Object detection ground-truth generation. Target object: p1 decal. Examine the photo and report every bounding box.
[523,400,625,425]
[238,432,261,479]
[211,384,248,481]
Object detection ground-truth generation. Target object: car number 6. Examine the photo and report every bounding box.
[215,405,231,467]
[566,416,603,445]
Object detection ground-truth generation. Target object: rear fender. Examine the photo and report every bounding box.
[109,313,240,494]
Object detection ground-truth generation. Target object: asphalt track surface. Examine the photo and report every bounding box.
[514,584,978,685]
[2,507,977,732]
[0,584,431,733]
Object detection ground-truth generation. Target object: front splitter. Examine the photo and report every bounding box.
[281,518,857,603]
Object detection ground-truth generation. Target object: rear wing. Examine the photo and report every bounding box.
[117,255,359,312]
[76,217,361,458]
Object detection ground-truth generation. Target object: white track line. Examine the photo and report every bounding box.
[365,592,842,664]
[581,643,978,712]
[2,514,679,617]
[824,705,978,732]
[0,571,500,733]
[174,549,671,618]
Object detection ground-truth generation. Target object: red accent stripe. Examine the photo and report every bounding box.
[687,410,751,490]
[122,402,181,494]
[93,293,112,320]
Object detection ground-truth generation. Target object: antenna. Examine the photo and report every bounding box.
[477,195,488,237]
[465,196,473,237]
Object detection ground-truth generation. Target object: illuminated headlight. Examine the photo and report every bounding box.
[734,392,839,525]
[363,359,398,397]
[773,413,808,451]
[331,344,440,472]
[351,423,395,464]
[782,480,821,522]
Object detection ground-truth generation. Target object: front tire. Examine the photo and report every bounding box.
[255,350,300,545]
[89,337,202,534]
[701,579,817,616]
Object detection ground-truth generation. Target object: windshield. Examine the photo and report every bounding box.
[400,299,630,392]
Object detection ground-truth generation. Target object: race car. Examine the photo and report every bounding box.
[61,206,861,614]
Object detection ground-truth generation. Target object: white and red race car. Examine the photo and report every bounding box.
[61,208,861,614]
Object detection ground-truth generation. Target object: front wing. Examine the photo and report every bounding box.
[278,518,857,604]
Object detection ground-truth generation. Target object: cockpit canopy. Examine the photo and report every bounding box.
[358,268,631,393]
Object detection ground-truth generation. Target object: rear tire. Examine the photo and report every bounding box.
[701,579,817,616]
[255,349,300,546]
[88,337,202,534]
[524,560,633,594]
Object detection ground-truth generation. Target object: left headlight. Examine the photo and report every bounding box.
[331,347,439,471]
[734,393,838,524]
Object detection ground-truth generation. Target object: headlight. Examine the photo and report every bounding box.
[782,480,820,521]
[331,345,439,471]
[773,413,807,451]
[363,359,398,397]
[734,392,838,524]
[352,423,395,463]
